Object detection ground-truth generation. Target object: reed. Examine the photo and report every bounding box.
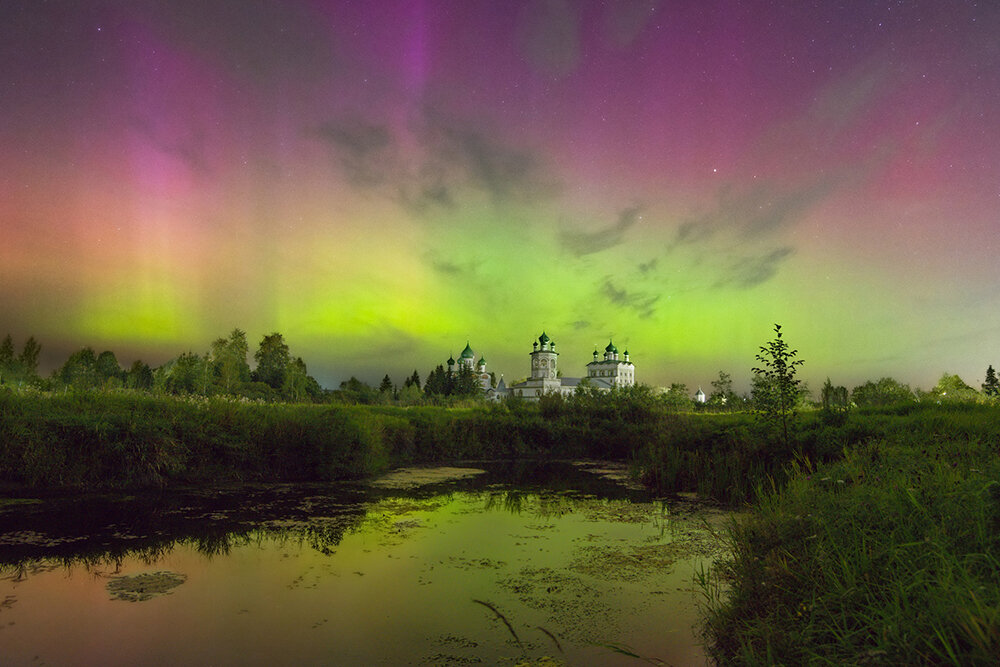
[700,409,1000,664]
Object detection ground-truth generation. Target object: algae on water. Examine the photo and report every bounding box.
[106,571,187,602]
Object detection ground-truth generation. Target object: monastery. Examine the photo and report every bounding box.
[447,332,635,401]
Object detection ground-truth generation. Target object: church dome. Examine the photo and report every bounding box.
[538,332,551,345]
[460,342,475,359]
[605,340,618,353]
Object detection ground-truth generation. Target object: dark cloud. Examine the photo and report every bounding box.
[714,247,795,289]
[315,110,558,214]
[638,258,658,274]
[571,320,590,330]
[426,252,482,279]
[560,206,643,256]
[737,181,835,239]
[428,118,558,204]
[517,0,580,76]
[402,165,457,212]
[601,278,659,319]
[315,119,395,187]
[671,178,835,253]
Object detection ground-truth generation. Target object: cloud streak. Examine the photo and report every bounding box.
[713,247,795,290]
[314,110,558,215]
[601,277,660,319]
[560,206,643,256]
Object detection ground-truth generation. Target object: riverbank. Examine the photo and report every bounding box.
[701,403,1000,663]
[4,388,999,661]
[0,387,867,500]
[0,389,884,504]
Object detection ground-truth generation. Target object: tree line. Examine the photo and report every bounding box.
[3,329,998,408]
[0,330,323,403]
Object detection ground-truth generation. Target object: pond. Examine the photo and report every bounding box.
[0,461,728,666]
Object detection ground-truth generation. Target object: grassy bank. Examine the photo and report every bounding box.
[701,403,1000,664]
[1,387,903,498]
[0,388,659,490]
[1,386,861,496]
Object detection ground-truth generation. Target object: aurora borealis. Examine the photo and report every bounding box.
[3,1,999,392]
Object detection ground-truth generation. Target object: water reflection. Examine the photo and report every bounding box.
[0,461,726,665]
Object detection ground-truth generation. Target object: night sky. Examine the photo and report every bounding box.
[3,0,999,392]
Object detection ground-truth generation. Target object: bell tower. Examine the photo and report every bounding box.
[529,332,558,380]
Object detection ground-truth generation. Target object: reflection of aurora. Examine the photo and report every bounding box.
[0,463,728,665]
[0,461,669,571]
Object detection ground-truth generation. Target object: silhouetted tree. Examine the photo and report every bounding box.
[661,383,693,412]
[452,365,481,397]
[0,335,15,384]
[851,377,914,407]
[127,360,154,390]
[0,335,41,385]
[379,374,393,393]
[211,328,251,394]
[403,370,421,390]
[254,333,290,390]
[96,350,125,387]
[164,352,204,394]
[752,324,804,448]
[58,347,99,389]
[708,371,738,409]
[17,336,41,379]
[424,365,449,396]
[338,376,377,404]
[821,377,849,411]
[982,365,999,397]
[282,357,314,402]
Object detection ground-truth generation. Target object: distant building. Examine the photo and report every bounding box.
[695,387,706,403]
[585,340,635,390]
[505,332,635,401]
[446,342,492,393]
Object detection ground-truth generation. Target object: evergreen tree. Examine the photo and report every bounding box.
[403,370,421,390]
[17,336,41,379]
[453,365,480,397]
[424,365,448,396]
[982,365,999,397]
[379,374,393,393]
[0,335,14,384]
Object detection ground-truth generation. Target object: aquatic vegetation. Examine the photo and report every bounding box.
[106,571,186,602]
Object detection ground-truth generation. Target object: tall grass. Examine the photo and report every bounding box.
[701,406,1000,664]
[0,388,654,490]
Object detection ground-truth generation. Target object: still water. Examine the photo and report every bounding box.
[0,461,727,666]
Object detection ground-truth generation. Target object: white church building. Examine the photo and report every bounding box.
[506,332,635,401]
